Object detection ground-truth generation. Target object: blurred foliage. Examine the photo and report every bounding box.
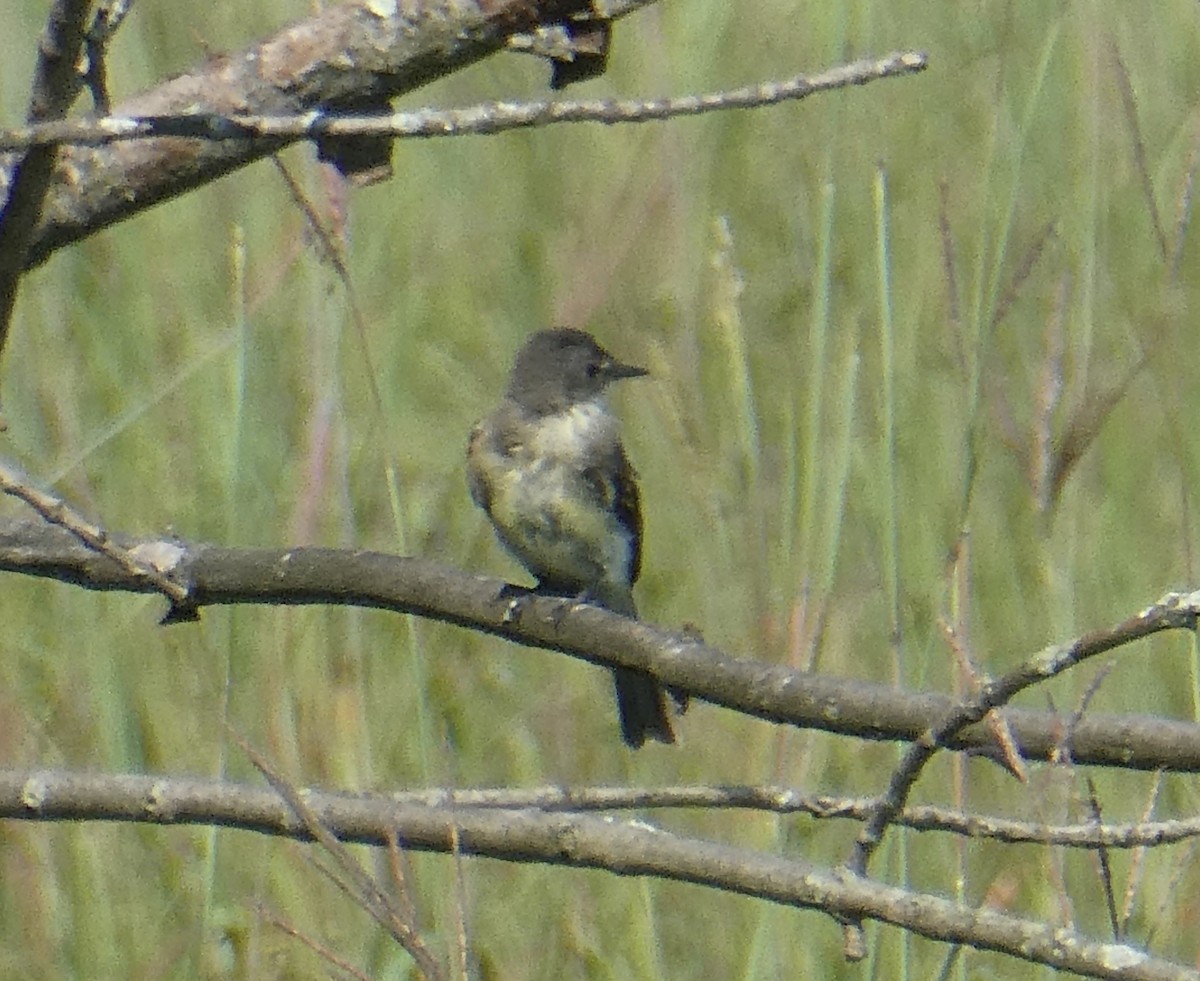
[3,0,1200,976]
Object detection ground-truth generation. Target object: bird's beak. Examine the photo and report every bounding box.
[603,357,649,381]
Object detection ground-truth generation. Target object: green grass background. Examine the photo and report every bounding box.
[3,0,1200,976]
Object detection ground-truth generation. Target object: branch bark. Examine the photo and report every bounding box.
[0,0,93,355]
[3,517,1199,773]
[0,769,1189,981]
[0,51,928,152]
[0,0,600,272]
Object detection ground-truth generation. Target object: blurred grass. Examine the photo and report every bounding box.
[2,0,1200,976]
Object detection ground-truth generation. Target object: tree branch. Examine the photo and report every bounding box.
[0,457,190,609]
[0,0,93,357]
[2,517,1199,773]
[847,595,1184,875]
[138,778,1200,850]
[0,51,928,152]
[0,0,600,272]
[839,596,1192,948]
[0,768,1188,981]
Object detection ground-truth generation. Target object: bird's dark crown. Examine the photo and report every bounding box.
[506,328,647,413]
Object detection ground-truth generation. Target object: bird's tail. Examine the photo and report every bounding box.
[613,668,676,748]
[596,584,678,748]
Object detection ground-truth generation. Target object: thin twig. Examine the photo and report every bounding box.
[235,732,446,980]
[0,459,191,611]
[1085,777,1120,940]
[939,615,1025,781]
[0,52,929,152]
[847,591,1200,876]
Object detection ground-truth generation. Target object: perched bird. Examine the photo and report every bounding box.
[467,328,678,747]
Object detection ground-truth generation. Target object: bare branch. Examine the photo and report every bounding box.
[2,517,1200,773]
[0,52,929,153]
[0,459,190,610]
[0,769,1189,980]
[344,783,1200,850]
[848,590,1200,869]
[0,0,601,273]
[0,0,93,360]
[11,770,1200,848]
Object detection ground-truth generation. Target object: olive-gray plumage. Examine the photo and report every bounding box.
[467,329,676,747]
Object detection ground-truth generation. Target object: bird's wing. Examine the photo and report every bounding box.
[586,443,642,586]
[466,404,527,515]
[465,420,494,513]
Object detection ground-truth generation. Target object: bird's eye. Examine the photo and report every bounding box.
[586,361,602,377]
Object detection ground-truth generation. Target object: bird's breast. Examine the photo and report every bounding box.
[474,401,633,589]
[524,400,614,461]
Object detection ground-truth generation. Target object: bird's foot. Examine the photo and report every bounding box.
[495,582,535,624]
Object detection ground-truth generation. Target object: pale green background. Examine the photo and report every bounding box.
[1,0,1198,976]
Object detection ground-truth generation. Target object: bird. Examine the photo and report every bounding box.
[466,328,678,747]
